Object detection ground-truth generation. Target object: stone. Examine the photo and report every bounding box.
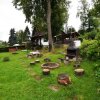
[64,60,69,65]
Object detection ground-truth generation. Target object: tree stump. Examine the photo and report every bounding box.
[44,58,51,62]
[30,62,35,65]
[73,63,80,68]
[43,69,50,75]
[57,73,71,85]
[37,54,43,57]
[74,68,84,76]
[35,60,40,63]
[27,54,33,59]
[58,58,64,63]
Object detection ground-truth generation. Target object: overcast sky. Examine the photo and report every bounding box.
[0,0,82,42]
[0,0,31,41]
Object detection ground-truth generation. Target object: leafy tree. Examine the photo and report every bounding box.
[13,0,69,51]
[77,0,89,32]
[93,0,100,17]
[77,0,96,33]
[16,30,24,44]
[13,0,53,51]
[67,27,76,33]
[51,0,69,36]
[77,0,99,33]
[8,28,17,46]
[0,41,8,48]
[24,26,31,41]
[87,8,100,31]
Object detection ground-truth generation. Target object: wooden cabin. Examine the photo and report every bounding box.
[54,31,80,44]
[31,32,46,49]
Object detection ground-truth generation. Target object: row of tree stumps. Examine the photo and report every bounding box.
[28,40,84,86]
[56,39,84,85]
[66,39,84,76]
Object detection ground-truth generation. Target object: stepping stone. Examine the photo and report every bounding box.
[48,85,60,92]
[33,75,43,81]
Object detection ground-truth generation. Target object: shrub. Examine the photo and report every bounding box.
[95,32,100,40]
[3,57,10,62]
[83,31,96,40]
[94,64,100,87]
[80,40,100,60]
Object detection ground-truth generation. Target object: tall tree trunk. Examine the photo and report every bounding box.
[47,0,54,52]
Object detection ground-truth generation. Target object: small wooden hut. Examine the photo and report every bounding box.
[54,31,80,44]
[31,32,46,49]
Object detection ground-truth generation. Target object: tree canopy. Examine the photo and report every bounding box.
[93,0,100,16]
[13,0,70,51]
[77,0,100,33]
[8,28,17,46]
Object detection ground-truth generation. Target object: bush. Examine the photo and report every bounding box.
[3,57,10,62]
[95,32,100,40]
[94,64,100,87]
[83,30,97,40]
[80,40,100,60]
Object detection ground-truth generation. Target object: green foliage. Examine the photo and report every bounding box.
[80,39,100,60]
[83,30,98,39]
[8,28,17,46]
[94,64,100,87]
[67,27,76,33]
[16,30,24,44]
[95,31,100,40]
[24,26,30,41]
[0,41,8,48]
[77,0,89,31]
[93,0,100,17]
[3,57,10,62]
[16,26,31,44]
[51,0,69,36]
[78,0,100,33]
[13,0,69,36]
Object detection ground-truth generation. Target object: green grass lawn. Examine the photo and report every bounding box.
[0,49,100,100]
